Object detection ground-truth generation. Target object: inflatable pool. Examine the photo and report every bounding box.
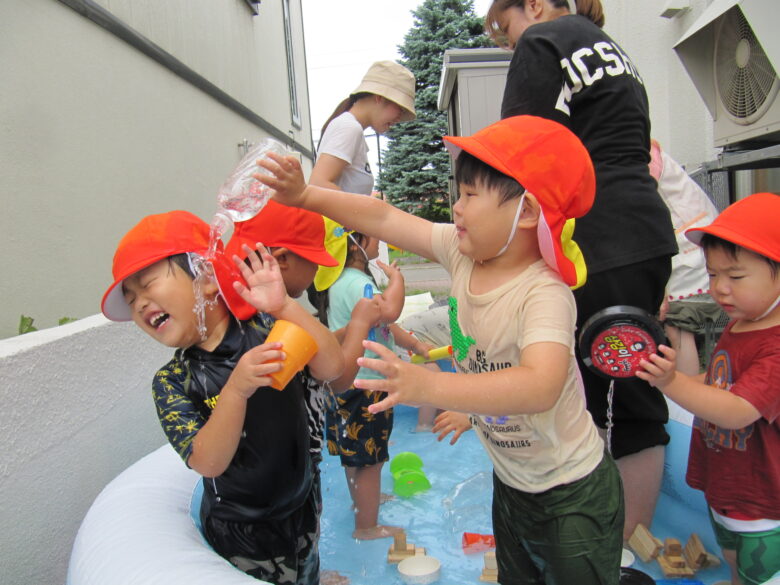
[70,400,758,585]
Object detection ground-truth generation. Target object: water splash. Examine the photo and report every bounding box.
[188,253,220,341]
[193,138,290,338]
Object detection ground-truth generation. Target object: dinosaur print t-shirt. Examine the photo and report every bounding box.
[431,223,603,493]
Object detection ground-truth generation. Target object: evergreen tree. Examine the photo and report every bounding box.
[377,0,491,222]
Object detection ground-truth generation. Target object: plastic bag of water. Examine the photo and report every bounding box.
[217,138,289,222]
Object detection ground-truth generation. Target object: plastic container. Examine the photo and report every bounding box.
[461,532,495,554]
[264,319,318,390]
[217,138,289,223]
[397,555,441,585]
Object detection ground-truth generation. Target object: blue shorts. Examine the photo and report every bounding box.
[325,387,393,467]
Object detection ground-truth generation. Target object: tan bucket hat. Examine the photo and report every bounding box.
[351,61,416,122]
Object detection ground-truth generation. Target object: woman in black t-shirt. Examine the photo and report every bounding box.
[486,0,678,542]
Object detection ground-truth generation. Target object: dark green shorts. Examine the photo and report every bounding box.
[709,510,780,585]
[492,453,624,585]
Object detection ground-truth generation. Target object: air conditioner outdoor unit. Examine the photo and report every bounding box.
[674,0,780,149]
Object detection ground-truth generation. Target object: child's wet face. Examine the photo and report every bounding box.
[706,246,780,322]
[123,259,204,348]
[452,181,517,262]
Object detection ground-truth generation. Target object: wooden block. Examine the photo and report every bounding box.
[387,543,415,564]
[684,533,707,568]
[665,537,683,556]
[664,554,686,568]
[658,555,695,578]
[703,552,722,567]
[479,568,499,583]
[393,531,407,551]
[628,523,663,562]
[484,550,497,571]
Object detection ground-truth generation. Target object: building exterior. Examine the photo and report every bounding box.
[1,0,314,338]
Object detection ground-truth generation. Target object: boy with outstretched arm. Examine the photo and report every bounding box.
[257,115,624,585]
[638,192,780,585]
[101,209,343,585]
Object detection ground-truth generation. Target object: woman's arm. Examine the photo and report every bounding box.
[309,153,350,191]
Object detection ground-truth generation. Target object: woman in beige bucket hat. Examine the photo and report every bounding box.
[310,61,415,290]
[311,60,415,198]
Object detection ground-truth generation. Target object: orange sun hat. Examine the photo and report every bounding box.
[225,199,338,267]
[443,115,595,288]
[686,192,780,262]
[101,210,255,322]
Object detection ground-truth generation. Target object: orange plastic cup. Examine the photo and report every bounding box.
[264,319,318,390]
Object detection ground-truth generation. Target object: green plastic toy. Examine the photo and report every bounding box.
[390,452,430,497]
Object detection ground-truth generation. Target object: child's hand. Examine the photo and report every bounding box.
[411,340,434,358]
[355,340,434,413]
[432,411,471,445]
[350,297,381,330]
[233,243,287,314]
[375,259,402,282]
[636,344,677,389]
[253,152,308,208]
[224,342,284,399]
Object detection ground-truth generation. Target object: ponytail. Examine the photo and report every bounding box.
[319,92,374,138]
[565,0,605,28]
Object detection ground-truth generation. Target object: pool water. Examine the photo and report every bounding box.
[318,404,493,583]
[317,405,732,585]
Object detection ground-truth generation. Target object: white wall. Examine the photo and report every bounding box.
[601,0,718,168]
[0,316,171,585]
[0,0,312,339]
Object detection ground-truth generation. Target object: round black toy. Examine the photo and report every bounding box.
[578,305,668,379]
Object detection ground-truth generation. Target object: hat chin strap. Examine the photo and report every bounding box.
[348,234,371,266]
[751,292,780,322]
[482,194,526,262]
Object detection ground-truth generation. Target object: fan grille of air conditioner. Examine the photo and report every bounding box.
[715,7,779,125]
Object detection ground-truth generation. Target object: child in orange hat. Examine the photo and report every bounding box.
[101,209,343,585]
[638,192,780,585]
[256,115,624,584]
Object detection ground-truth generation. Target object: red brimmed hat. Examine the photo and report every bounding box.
[443,115,595,287]
[101,210,255,322]
[686,192,780,262]
[225,200,338,267]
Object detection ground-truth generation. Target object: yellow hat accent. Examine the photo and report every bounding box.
[561,218,587,290]
[313,217,353,291]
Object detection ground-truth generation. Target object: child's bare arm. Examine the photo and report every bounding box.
[256,153,436,261]
[638,346,762,429]
[188,342,284,477]
[375,260,405,323]
[387,323,430,357]
[355,339,569,416]
[328,297,381,393]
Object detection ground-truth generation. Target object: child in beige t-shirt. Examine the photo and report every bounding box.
[256,115,624,585]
